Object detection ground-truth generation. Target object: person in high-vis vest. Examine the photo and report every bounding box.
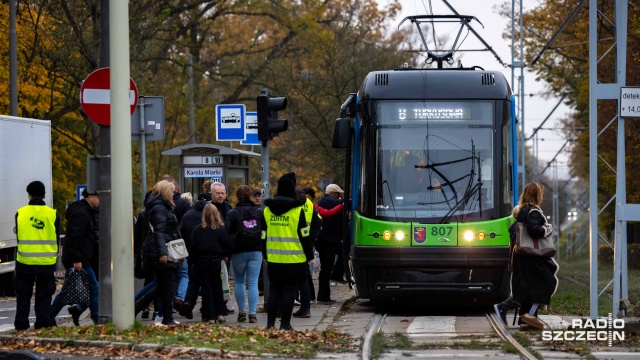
[14,181,60,330]
[291,189,322,318]
[261,173,314,330]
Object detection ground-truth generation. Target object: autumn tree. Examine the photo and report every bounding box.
[499,0,640,232]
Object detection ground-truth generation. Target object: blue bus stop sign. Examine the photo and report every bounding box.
[76,185,87,201]
[216,104,246,141]
[241,112,259,145]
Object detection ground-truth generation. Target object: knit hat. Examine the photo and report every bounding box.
[26,181,46,198]
[277,172,297,198]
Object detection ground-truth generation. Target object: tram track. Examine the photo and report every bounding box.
[360,308,538,360]
[485,307,538,360]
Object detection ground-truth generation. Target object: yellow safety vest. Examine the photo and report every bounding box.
[16,205,58,266]
[263,206,309,264]
[302,198,320,226]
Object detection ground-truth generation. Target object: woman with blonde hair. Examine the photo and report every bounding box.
[494,182,559,330]
[187,204,233,323]
[139,180,181,325]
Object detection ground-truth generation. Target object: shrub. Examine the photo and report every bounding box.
[598,244,614,264]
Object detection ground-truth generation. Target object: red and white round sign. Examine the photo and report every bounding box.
[80,67,138,126]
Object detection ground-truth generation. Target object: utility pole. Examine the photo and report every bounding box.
[98,0,112,324]
[110,0,134,329]
[9,0,17,116]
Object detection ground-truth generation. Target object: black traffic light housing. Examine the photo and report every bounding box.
[257,92,288,143]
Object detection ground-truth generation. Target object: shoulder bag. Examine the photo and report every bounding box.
[166,238,189,261]
[149,222,189,262]
[514,208,556,257]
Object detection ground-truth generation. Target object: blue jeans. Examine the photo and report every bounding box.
[176,258,189,301]
[50,264,99,324]
[231,251,262,315]
[135,275,157,301]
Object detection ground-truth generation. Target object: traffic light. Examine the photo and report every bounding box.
[257,93,288,143]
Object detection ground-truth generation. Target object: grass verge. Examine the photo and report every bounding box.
[6,321,355,358]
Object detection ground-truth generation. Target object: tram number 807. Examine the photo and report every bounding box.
[431,227,453,236]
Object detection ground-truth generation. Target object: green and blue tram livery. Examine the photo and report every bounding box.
[333,68,519,304]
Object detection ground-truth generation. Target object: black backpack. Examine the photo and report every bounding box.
[235,207,262,249]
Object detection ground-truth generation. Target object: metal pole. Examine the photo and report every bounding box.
[110,0,134,329]
[139,98,147,200]
[98,0,113,324]
[9,0,18,116]
[260,142,270,304]
[188,54,195,144]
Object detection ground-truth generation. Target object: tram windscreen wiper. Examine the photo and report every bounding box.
[439,182,482,224]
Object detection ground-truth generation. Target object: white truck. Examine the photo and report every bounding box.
[0,115,53,295]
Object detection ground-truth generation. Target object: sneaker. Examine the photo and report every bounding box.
[225,306,235,315]
[521,313,544,330]
[216,315,226,324]
[293,300,301,306]
[154,315,164,324]
[494,304,507,325]
[68,305,82,326]
[280,324,294,331]
[292,310,311,318]
[163,319,180,325]
[237,312,247,322]
[249,314,257,323]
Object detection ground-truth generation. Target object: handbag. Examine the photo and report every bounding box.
[61,268,90,307]
[166,238,189,262]
[220,260,231,301]
[514,208,556,257]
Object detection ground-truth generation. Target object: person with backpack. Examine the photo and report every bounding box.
[225,185,263,323]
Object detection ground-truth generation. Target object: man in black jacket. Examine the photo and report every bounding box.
[178,192,211,318]
[50,188,100,325]
[211,183,232,220]
[315,184,344,303]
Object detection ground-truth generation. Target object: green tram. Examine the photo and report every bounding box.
[332,67,519,304]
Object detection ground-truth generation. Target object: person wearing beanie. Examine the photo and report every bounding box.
[261,172,314,330]
[315,184,345,303]
[14,181,60,330]
[50,186,101,326]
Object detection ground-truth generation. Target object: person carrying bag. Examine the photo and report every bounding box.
[494,182,559,331]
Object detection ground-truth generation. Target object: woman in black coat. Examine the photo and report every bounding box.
[139,180,181,325]
[494,182,559,330]
[188,204,233,323]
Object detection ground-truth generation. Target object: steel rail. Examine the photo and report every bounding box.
[362,312,385,360]
[486,309,538,360]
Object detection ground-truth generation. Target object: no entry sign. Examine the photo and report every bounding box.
[80,68,138,126]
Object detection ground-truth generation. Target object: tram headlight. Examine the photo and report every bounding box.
[394,231,405,241]
[463,230,474,242]
[382,231,392,241]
